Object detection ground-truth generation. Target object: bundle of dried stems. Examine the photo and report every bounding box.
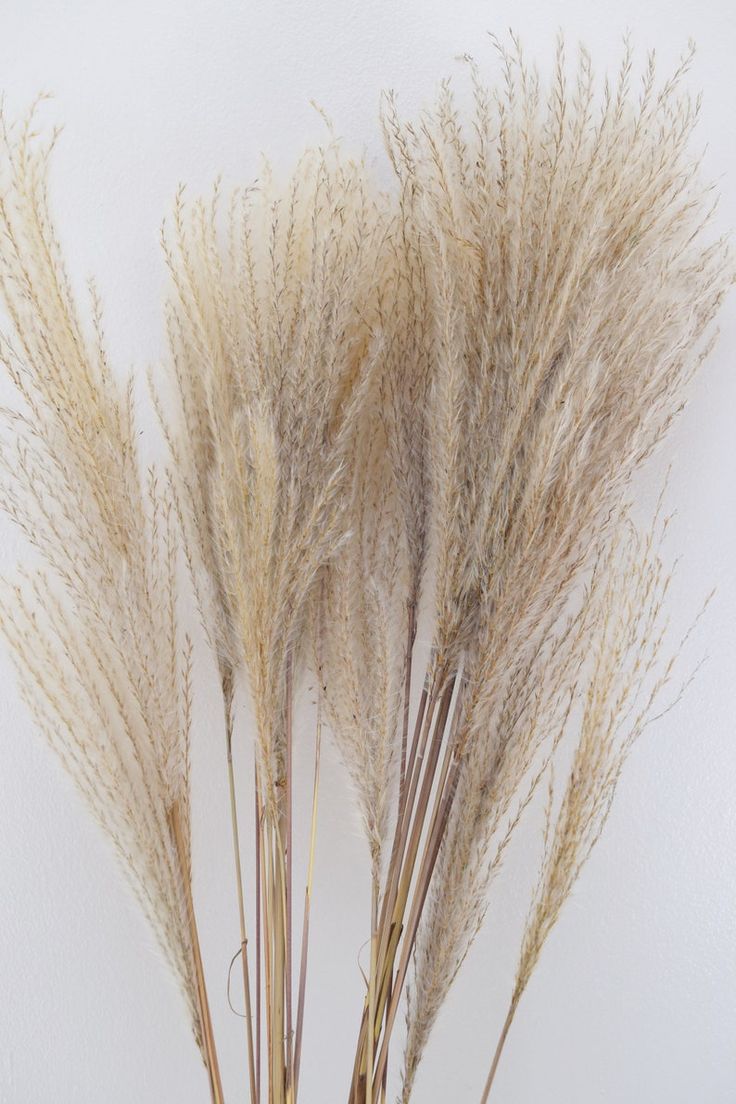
[0,36,731,1104]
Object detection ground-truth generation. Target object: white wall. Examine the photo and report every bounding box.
[0,2,735,1102]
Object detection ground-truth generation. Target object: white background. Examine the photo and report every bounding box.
[1,1,735,1102]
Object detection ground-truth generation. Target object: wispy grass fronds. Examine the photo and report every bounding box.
[375,187,434,614]
[362,37,731,1101]
[401,565,593,1099]
[318,414,408,887]
[384,35,728,675]
[0,34,730,1104]
[158,142,389,811]
[158,138,393,1101]
[479,516,691,1101]
[0,102,223,1100]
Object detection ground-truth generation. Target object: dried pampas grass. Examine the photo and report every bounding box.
[0,35,731,1104]
[0,101,223,1097]
[379,37,730,1099]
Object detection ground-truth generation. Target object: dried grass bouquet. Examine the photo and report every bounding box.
[0,34,731,1104]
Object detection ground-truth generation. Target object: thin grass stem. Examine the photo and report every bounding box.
[293,675,323,1096]
[479,999,518,1104]
[285,655,295,1095]
[222,669,258,1103]
[169,801,225,1104]
[254,763,263,1104]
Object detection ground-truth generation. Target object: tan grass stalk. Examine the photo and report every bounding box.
[254,760,264,1102]
[224,671,258,1104]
